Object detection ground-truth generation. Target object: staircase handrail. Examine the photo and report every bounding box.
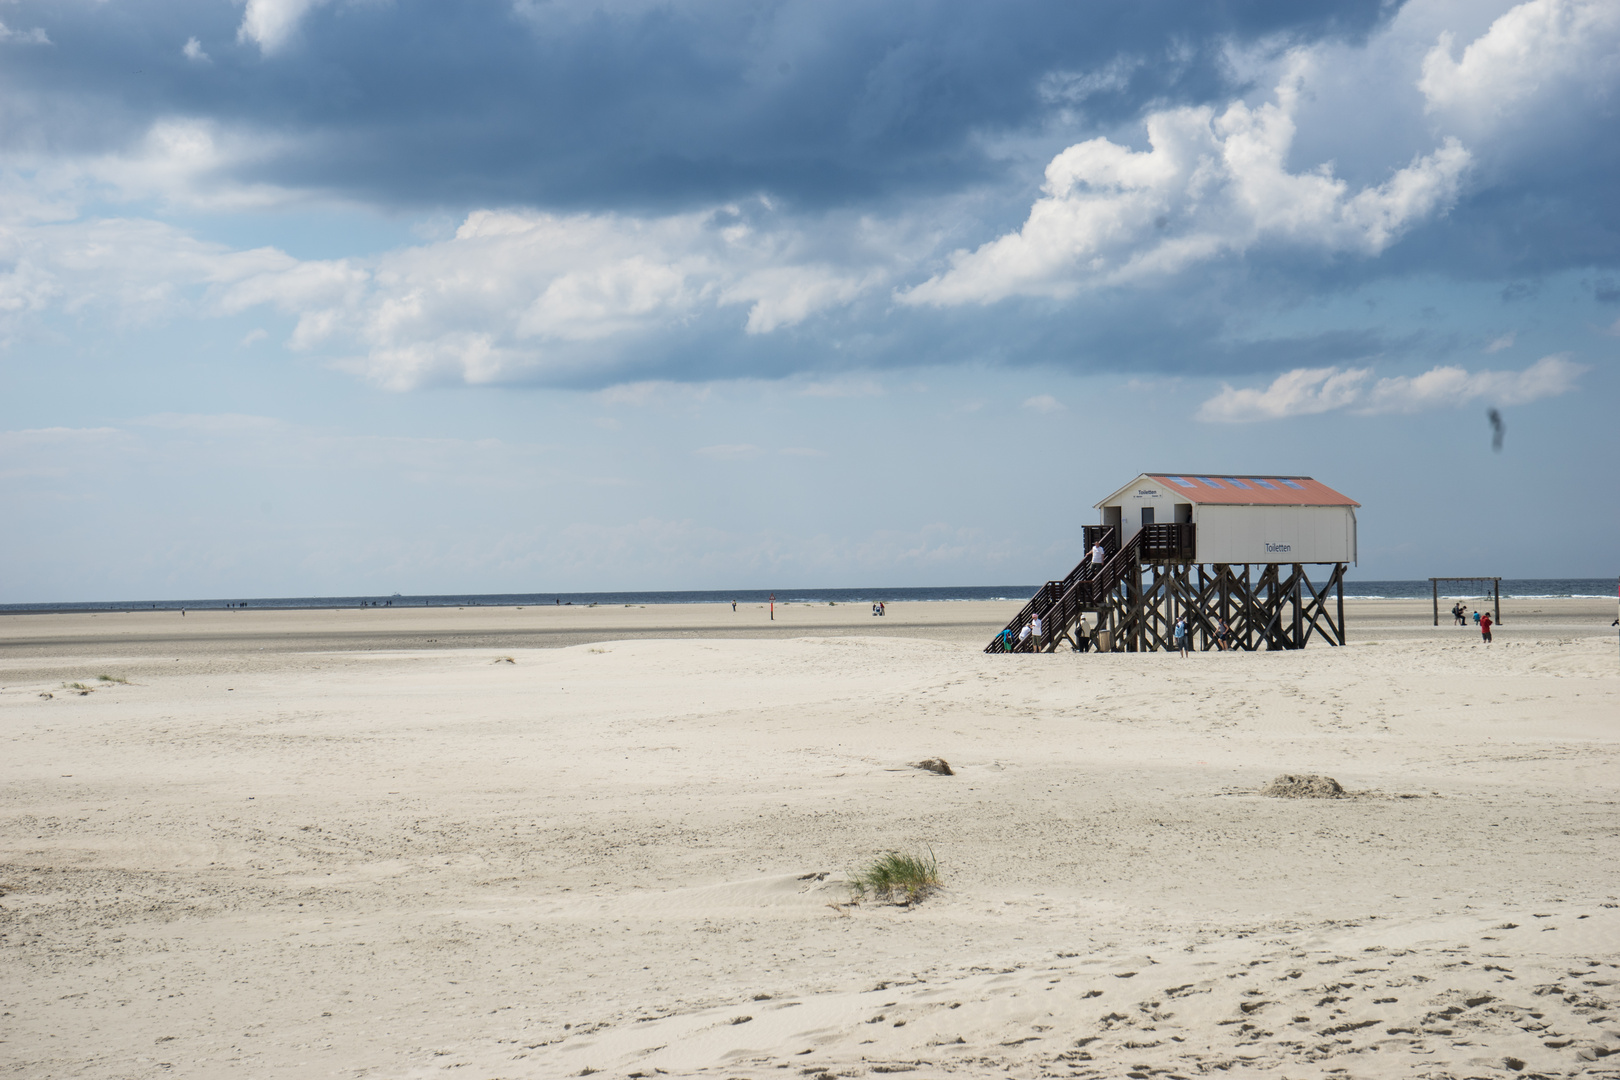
[986,528,1140,652]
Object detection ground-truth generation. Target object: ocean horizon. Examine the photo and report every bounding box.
[1,578,1613,614]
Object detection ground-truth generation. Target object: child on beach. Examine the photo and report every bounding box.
[1174,617,1189,657]
[1480,611,1493,644]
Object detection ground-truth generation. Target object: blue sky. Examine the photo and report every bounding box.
[3,0,1617,601]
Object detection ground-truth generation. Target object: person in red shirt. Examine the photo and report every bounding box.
[1480,611,1493,644]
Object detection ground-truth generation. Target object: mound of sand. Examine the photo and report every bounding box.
[1261,773,1344,798]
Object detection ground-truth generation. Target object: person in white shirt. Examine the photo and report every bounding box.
[1018,623,1032,648]
[1091,541,1105,565]
[1030,613,1043,651]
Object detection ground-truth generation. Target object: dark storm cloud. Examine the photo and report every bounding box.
[1,0,1397,211]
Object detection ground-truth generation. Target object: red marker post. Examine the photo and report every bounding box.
[770,592,775,621]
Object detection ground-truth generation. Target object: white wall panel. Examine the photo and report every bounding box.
[1191,505,1354,563]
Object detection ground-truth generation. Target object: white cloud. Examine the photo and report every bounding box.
[0,191,894,386]
[720,265,878,334]
[1360,354,1585,413]
[1198,366,1372,422]
[1037,56,1143,105]
[1198,355,1586,422]
[0,118,304,219]
[694,444,761,459]
[277,207,892,388]
[0,216,305,337]
[1022,394,1065,413]
[238,0,331,53]
[1420,0,1620,128]
[182,37,211,63]
[102,119,299,212]
[1484,331,1515,353]
[901,59,1471,306]
[0,20,50,45]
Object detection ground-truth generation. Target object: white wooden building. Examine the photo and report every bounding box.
[1094,473,1358,565]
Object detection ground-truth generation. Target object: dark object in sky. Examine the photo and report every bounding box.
[1488,408,1505,451]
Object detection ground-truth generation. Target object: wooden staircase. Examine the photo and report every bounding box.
[985,526,1136,653]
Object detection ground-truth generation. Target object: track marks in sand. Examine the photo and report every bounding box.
[547,905,1620,1078]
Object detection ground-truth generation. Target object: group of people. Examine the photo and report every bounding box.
[1017,612,1043,649]
[1449,601,1495,643]
[870,602,886,616]
[1172,615,1235,657]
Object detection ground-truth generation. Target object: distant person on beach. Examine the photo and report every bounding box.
[1091,541,1105,566]
[731,600,736,612]
[1472,610,1481,625]
[1018,623,1032,649]
[1030,613,1043,651]
[1215,617,1232,651]
[1174,617,1189,657]
[879,602,886,616]
[1480,611,1493,644]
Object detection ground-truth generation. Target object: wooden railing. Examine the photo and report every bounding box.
[1139,522,1196,561]
[986,526,1149,652]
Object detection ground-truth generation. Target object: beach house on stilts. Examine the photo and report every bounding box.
[988,473,1359,653]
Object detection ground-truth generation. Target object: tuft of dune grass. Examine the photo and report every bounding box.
[850,846,940,904]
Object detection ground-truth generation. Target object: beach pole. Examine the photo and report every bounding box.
[770,592,774,621]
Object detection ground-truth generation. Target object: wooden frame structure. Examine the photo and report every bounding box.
[987,524,1348,653]
[1430,577,1501,626]
[1087,560,1347,653]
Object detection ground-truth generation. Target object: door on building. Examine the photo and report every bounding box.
[1140,506,1155,527]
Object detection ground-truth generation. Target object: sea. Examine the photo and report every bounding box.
[1,579,1613,614]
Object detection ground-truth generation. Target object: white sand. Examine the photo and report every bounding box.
[2,600,1618,1079]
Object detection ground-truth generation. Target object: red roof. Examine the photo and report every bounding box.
[1144,474,1359,507]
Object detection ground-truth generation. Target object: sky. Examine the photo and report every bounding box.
[2,0,1618,601]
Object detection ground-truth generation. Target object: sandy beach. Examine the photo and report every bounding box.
[3,599,1617,1079]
